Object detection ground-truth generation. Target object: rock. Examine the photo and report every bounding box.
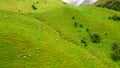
[18,53,24,58]
[28,54,32,57]
[38,29,41,32]
[35,48,39,50]
[23,55,27,58]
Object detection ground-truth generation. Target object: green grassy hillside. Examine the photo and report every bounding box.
[0,0,120,68]
[0,0,65,13]
[33,6,120,67]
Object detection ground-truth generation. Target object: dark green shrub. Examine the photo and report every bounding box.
[109,15,120,21]
[32,5,37,10]
[86,28,89,32]
[111,42,120,61]
[108,17,112,20]
[81,37,87,47]
[72,16,75,20]
[90,33,101,43]
[63,2,67,4]
[44,1,47,4]
[36,1,39,4]
[80,24,83,28]
[112,15,120,21]
[111,52,120,61]
[104,33,108,36]
[74,22,77,27]
[112,43,119,50]
[18,10,21,13]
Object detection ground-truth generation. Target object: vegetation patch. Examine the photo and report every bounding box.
[1,1,120,67]
[74,22,78,27]
[36,1,39,4]
[109,15,120,21]
[72,16,75,20]
[80,24,83,28]
[32,5,38,10]
[89,33,101,43]
[81,37,87,47]
[111,42,120,61]
[96,0,120,11]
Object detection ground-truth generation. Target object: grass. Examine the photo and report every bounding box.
[0,0,65,13]
[32,6,120,67]
[0,0,120,68]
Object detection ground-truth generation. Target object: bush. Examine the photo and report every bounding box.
[111,52,120,61]
[112,43,119,50]
[44,1,47,4]
[80,24,83,28]
[74,22,78,27]
[104,33,108,36]
[32,5,37,10]
[90,33,101,43]
[72,16,75,20]
[109,15,120,21]
[36,1,39,4]
[86,28,89,32]
[112,15,120,21]
[111,42,120,61]
[81,37,87,47]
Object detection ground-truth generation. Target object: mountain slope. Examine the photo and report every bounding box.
[0,0,120,68]
[0,10,110,68]
[33,6,120,67]
[0,6,120,67]
[0,0,65,13]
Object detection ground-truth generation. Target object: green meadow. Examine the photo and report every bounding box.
[0,0,120,68]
